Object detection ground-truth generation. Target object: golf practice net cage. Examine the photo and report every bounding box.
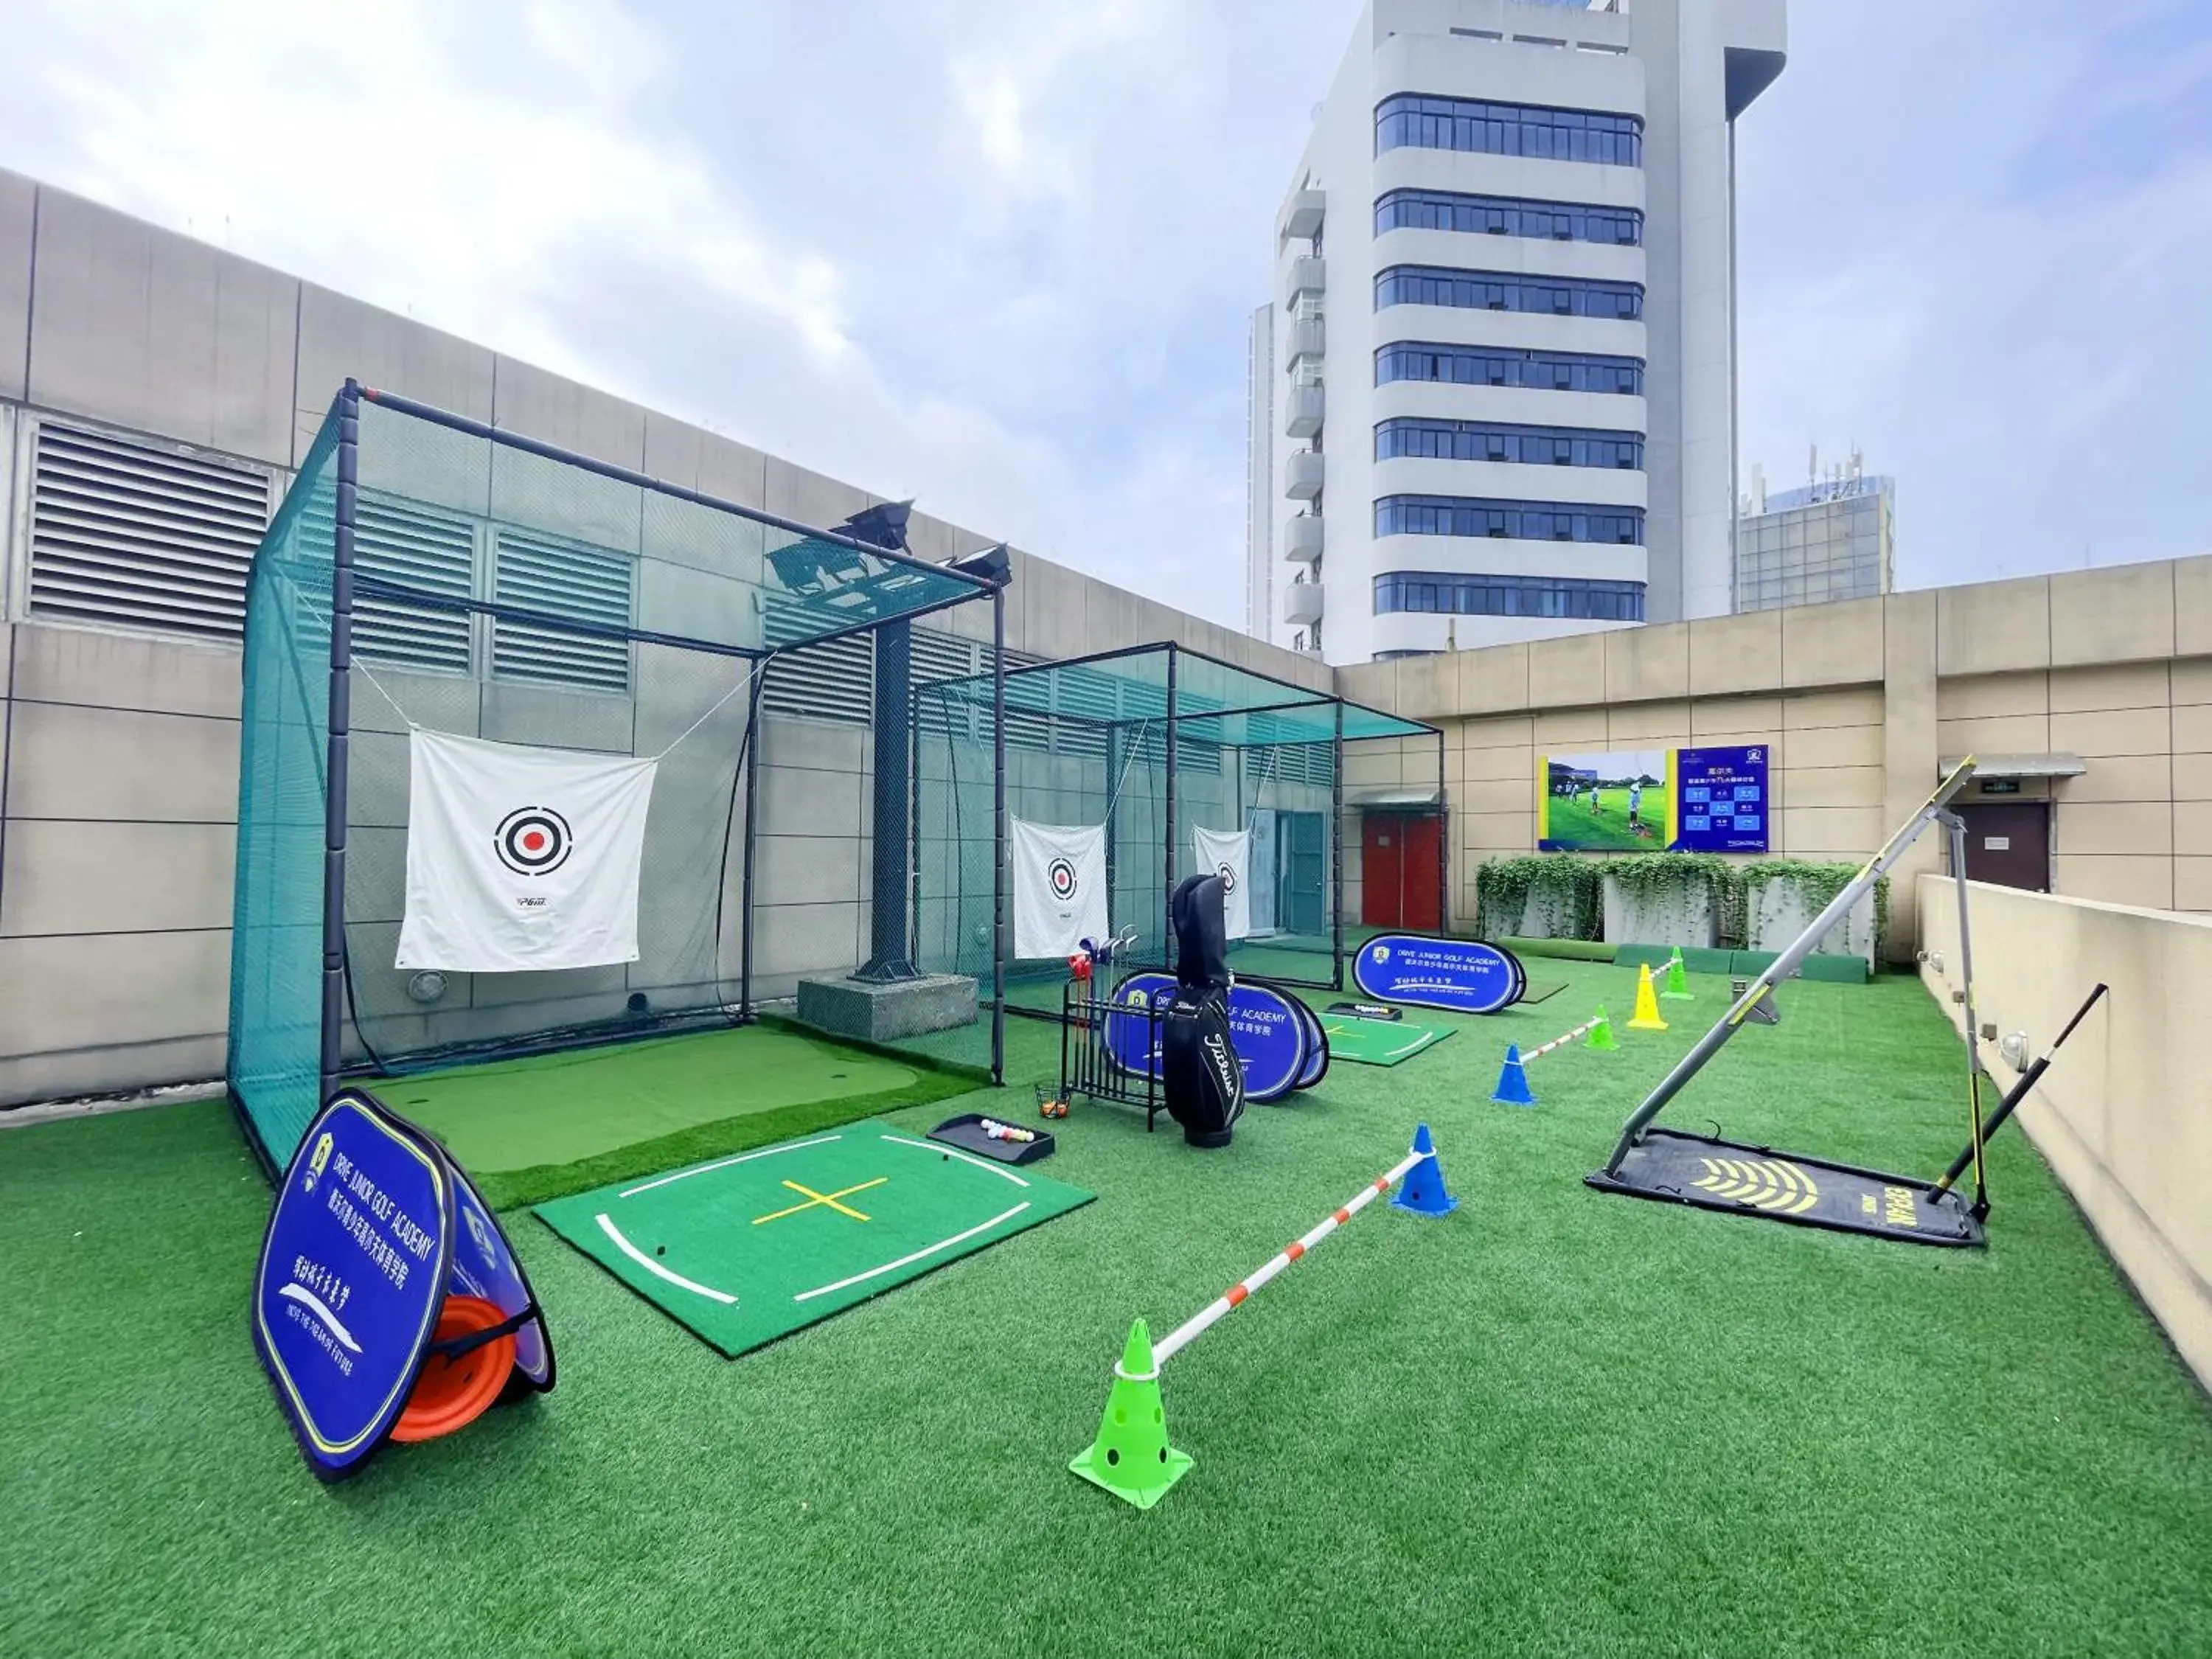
[921,641,1441,1004]
[229,381,1007,1172]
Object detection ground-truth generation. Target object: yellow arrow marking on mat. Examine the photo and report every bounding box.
[1693,1157,1818,1214]
[752,1177,888,1226]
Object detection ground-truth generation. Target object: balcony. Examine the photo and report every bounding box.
[1285,383,1324,439]
[1284,450,1324,502]
[1284,515,1324,563]
[1281,189,1325,241]
[1286,316,1326,371]
[1287,256,1326,305]
[1282,581,1325,626]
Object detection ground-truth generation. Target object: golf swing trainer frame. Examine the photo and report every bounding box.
[1587,757,2028,1248]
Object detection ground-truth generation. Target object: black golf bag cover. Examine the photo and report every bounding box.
[1163,875,1245,1149]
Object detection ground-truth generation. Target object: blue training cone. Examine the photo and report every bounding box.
[1392,1122,1458,1216]
[1491,1043,1537,1107]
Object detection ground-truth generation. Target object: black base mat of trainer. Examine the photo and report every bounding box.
[1586,1128,1985,1248]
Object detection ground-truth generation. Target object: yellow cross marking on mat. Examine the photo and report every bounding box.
[751,1177,887,1226]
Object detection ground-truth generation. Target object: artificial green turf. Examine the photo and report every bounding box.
[536,1119,1093,1357]
[377,1026,978,1211]
[388,1026,922,1171]
[5,964,2210,1655]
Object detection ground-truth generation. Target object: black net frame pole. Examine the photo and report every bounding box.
[1163,645,1180,967]
[991,582,1007,1085]
[1331,699,1346,990]
[1601,757,1981,1176]
[1102,720,1123,913]
[319,381,362,1111]
[737,672,767,1023]
[855,618,917,982]
[1437,728,1450,933]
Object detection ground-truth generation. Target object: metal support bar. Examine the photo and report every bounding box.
[855,619,917,982]
[1601,758,1981,1175]
[990,585,1008,1085]
[1941,810,1989,1211]
[318,382,361,1110]
[1331,700,1346,990]
[737,673,766,1021]
[1163,644,1180,967]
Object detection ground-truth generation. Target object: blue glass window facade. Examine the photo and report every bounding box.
[1376,343,1644,396]
[1374,495,1644,545]
[1375,417,1642,470]
[1376,95,1644,165]
[1374,188,1642,246]
[1374,571,1646,622]
[1375,265,1643,319]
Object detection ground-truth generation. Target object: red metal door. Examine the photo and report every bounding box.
[1399,813,1442,932]
[1362,813,1443,931]
[1362,813,1405,929]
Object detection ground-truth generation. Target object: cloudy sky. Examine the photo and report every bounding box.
[1,0,2207,625]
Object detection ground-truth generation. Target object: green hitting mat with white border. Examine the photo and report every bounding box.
[535,1119,1093,1357]
[1318,1015,1455,1067]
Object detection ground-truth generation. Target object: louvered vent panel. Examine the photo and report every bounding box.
[299,491,476,674]
[491,527,634,692]
[26,422,271,640]
[762,605,872,726]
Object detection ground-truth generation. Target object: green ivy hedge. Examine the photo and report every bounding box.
[1473,853,1888,949]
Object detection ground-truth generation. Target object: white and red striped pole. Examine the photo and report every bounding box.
[1522,1014,1601,1064]
[1150,1146,1427,1367]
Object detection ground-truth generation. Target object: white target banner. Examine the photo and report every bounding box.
[1010,817,1109,961]
[396,731,659,974]
[1193,824,1252,941]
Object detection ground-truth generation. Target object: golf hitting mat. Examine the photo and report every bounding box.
[535,1120,1094,1356]
[1318,1015,1453,1067]
[1585,1128,1985,1248]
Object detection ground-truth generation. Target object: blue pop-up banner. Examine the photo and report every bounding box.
[1352,935,1526,1016]
[253,1088,552,1480]
[1103,973,1315,1103]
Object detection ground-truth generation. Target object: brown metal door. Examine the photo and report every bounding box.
[1955,801,2050,892]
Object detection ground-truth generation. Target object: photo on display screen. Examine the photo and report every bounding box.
[1537,750,1670,851]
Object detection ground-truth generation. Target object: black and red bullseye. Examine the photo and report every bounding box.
[1215,862,1237,894]
[1047,856,1079,901]
[494,806,574,876]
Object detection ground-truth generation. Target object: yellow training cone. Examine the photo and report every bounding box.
[1627,963,1669,1032]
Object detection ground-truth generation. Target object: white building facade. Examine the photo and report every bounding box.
[1248,0,1786,663]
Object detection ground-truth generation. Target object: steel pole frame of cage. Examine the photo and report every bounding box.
[318,380,362,1114]
[737,669,768,1023]
[992,582,1008,1085]
[1331,699,1346,992]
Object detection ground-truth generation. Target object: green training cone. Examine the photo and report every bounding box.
[1070,1319,1192,1510]
[1585,1006,1617,1051]
[1661,947,1693,1001]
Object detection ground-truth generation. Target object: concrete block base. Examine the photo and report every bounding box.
[796,973,978,1043]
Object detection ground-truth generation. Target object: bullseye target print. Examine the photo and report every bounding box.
[1215,862,1237,894]
[494,805,575,877]
[1047,856,1079,903]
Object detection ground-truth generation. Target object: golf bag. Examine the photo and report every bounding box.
[1162,874,1245,1150]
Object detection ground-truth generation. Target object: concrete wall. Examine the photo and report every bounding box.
[1917,876,2212,1396]
[0,169,1327,1105]
[1336,560,2212,948]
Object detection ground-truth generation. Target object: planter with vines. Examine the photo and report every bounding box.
[1473,855,1602,940]
[1743,860,1887,967]
[1599,853,1732,948]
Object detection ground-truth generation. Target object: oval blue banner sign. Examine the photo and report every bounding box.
[253,1089,455,1480]
[451,1167,555,1393]
[1352,935,1525,1016]
[1104,973,1312,1104]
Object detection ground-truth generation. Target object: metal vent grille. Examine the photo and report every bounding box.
[296,490,479,674]
[25,422,271,640]
[762,607,874,726]
[490,526,633,692]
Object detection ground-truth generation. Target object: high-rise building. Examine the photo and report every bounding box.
[1248,0,1787,663]
[1733,454,1895,613]
[1245,303,1277,638]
